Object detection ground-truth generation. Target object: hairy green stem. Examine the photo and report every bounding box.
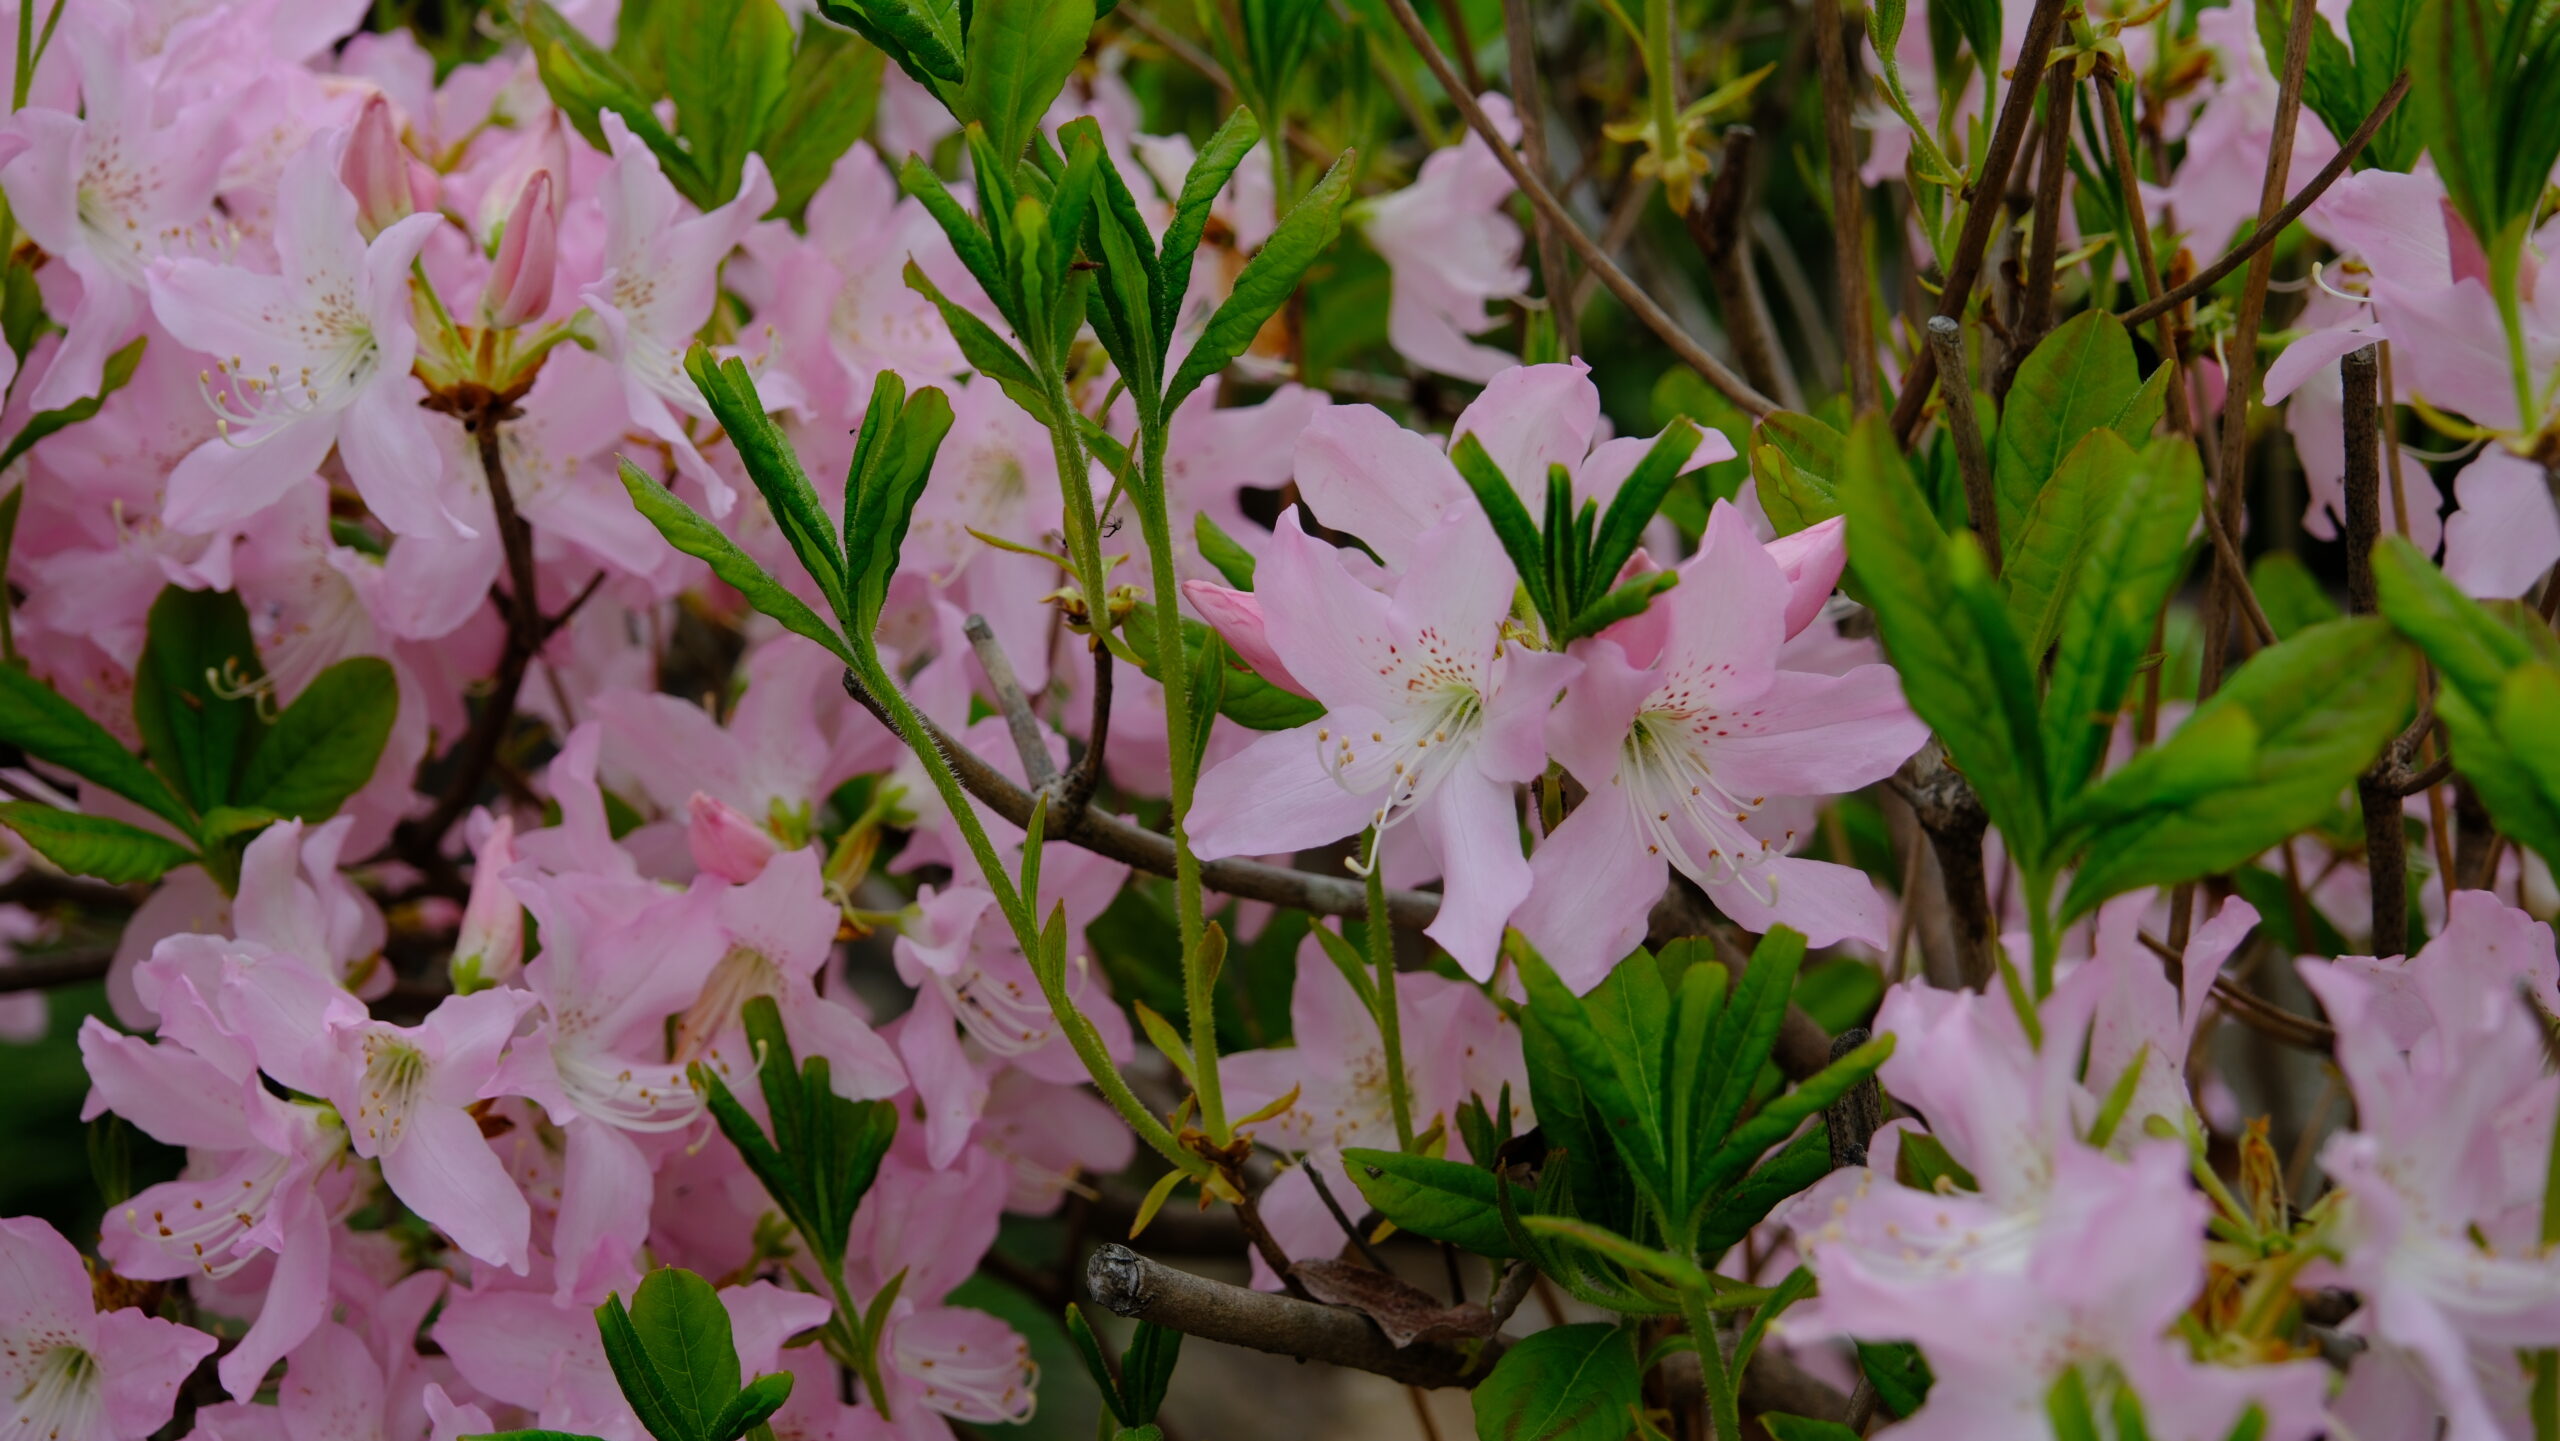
[1679,1284,1743,1441]
[1364,835,1416,1150]
[1130,417,1227,1142]
[1040,374,1113,631]
[851,652,1203,1176]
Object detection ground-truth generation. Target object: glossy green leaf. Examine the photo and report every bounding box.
[689,347,848,627]
[1680,928,1803,1215]
[1694,1125,1830,1258]
[1696,1034,1893,1199]
[1990,312,2149,543]
[818,0,963,89]
[1451,432,1558,626]
[1579,420,1704,621]
[957,0,1095,164]
[0,665,190,832]
[2001,429,2138,662]
[705,1372,793,1441]
[760,23,885,220]
[525,0,707,202]
[1516,946,1672,1205]
[663,0,792,205]
[1470,1323,1640,1441]
[1839,416,2051,864]
[1164,148,1353,412]
[1749,414,1848,538]
[235,657,398,824]
[133,586,265,817]
[0,804,194,884]
[1343,1148,1529,1259]
[2063,617,2417,916]
[617,460,856,666]
[2039,437,2203,798]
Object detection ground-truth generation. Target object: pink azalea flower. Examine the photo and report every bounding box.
[149,127,459,539]
[0,25,227,411]
[841,1149,1040,1434]
[671,848,906,1104]
[1356,93,1528,382]
[2298,894,2560,1440]
[0,1216,217,1441]
[577,111,776,516]
[1189,507,1580,977]
[1515,503,1924,988]
[762,143,972,420]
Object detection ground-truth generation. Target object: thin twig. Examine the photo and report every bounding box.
[1502,0,1577,357]
[1431,0,1485,95]
[1812,0,1878,413]
[1887,0,2072,442]
[1378,0,1781,415]
[2345,344,2410,951]
[2008,64,2076,391]
[0,947,111,993]
[2120,72,2410,327]
[2096,67,2193,435]
[964,614,1059,790]
[1685,128,1791,405]
[1925,317,2001,574]
[1303,1162,1394,1273]
[1060,644,1113,823]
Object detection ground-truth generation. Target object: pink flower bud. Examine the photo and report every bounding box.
[475,109,571,247]
[687,792,780,884]
[452,816,523,991]
[478,170,558,329]
[1181,578,1312,697]
[343,94,416,239]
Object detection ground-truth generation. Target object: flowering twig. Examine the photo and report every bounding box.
[1377,0,1781,416]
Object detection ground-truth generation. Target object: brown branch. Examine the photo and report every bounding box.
[1088,1244,1502,1389]
[2121,72,2410,328]
[841,668,1433,926]
[1377,0,1781,416]
[2096,67,2194,436]
[1812,0,1878,414]
[2008,64,2077,390]
[2342,344,2411,951]
[963,613,1058,790]
[1894,750,1998,993]
[1924,318,2001,574]
[1431,0,1486,96]
[1060,644,1112,823]
[1886,0,2072,443]
[1685,128,1791,406]
[0,947,112,994]
[1502,0,1577,358]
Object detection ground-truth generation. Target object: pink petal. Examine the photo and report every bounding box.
[1515,783,1665,993]
[1186,716,1383,860]
[378,1101,530,1271]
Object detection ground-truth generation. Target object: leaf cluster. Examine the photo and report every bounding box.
[469,1267,798,1441]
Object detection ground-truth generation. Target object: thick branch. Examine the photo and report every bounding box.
[1886,0,2071,442]
[1377,0,1781,415]
[0,947,111,993]
[1088,1244,1501,1389]
[2121,73,2409,328]
[1895,750,1997,992]
[2342,344,2409,951]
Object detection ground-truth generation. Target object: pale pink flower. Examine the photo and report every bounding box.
[1515,503,1923,987]
[0,1216,217,1441]
[1357,93,1527,382]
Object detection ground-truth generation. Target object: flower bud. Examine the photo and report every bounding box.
[478,170,558,329]
[343,94,420,239]
[1181,578,1312,697]
[687,792,780,884]
[451,816,523,993]
[476,109,571,248]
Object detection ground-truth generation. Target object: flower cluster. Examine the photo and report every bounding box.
[0,0,2556,1439]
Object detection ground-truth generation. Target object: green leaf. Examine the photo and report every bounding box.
[1470,1323,1640,1441]
[0,665,190,832]
[1450,432,1558,627]
[597,1290,700,1441]
[1839,417,2051,864]
[133,586,265,817]
[1164,148,1354,412]
[705,1372,793,1441]
[2001,429,2138,663]
[1194,512,1259,589]
[2039,437,2204,798]
[760,23,886,221]
[235,658,398,824]
[0,804,194,884]
[2260,0,2365,177]
[2374,533,2530,714]
[899,158,1013,328]
[1761,1419,1864,1441]
[1343,1148,1531,1259]
[1697,1035,1893,1198]
[1680,927,1803,1215]
[1577,421,1703,622]
[2251,551,2343,638]
[903,258,1043,396]
[616,459,856,665]
[663,0,792,205]
[1118,1321,1183,1427]
[690,347,849,628]
[1749,419,1846,538]
[0,334,145,470]
[1990,312,2148,545]
[819,0,963,89]
[1122,601,1324,729]
[2047,1368,2104,1441]
[2346,0,2423,170]
[1694,1124,1830,1257]
[1857,1340,1933,1418]
[2063,617,2418,916]
[2490,663,2560,873]
[525,0,707,204]
[1516,947,1672,1208]
[1156,108,1261,344]
[625,1268,743,1441]
[957,0,1096,164]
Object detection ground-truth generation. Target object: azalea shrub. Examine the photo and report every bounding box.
[2,0,2560,1438]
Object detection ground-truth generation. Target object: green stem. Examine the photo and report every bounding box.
[1131,416,1227,1142]
[2493,239,2540,437]
[2026,868,2060,1000]
[853,651,1204,1177]
[1643,0,1679,181]
[1678,1284,1743,1441]
[1364,834,1416,1150]
[1040,373,1112,627]
[825,1270,893,1422]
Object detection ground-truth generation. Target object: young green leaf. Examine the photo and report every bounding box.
[662,0,792,205]
[234,657,398,824]
[1342,1148,1531,1259]
[2039,438,2203,798]
[1156,108,1261,343]
[817,0,964,90]
[1991,312,2150,543]
[705,1371,793,1441]
[0,804,196,884]
[688,347,850,628]
[133,586,266,817]
[1682,927,1805,1210]
[617,460,857,666]
[1194,512,1260,589]
[760,23,886,221]
[1695,1034,1893,1200]
[2000,428,2139,662]
[1470,1323,1641,1441]
[957,0,1096,164]
[1163,148,1354,412]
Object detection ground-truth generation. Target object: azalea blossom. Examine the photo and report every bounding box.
[0,1217,217,1441]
